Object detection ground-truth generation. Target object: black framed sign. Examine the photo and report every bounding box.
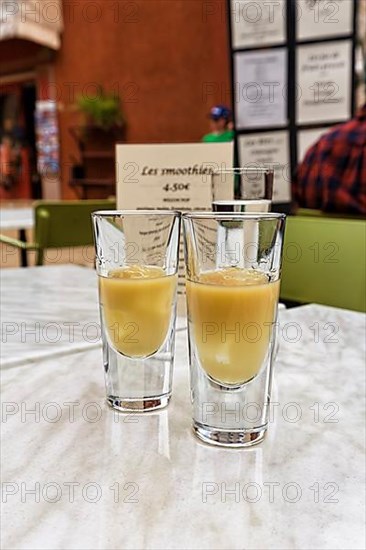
[231,0,286,48]
[296,0,354,41]
[238,130,291,202]
[296,39,353,124]
[227,0,358,207]
[234,48,288,129]
[297,126,331,161]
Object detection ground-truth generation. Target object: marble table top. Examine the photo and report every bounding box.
[1,266,365,549]
[0,266,101,367]
[0,266,188,368]
[0,207,34,231]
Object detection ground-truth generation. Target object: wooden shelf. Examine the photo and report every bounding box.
[68,125,122,199]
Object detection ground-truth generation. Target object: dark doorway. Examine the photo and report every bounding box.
[0,79,41,199]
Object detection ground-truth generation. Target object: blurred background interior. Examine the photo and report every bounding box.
[0,0,365,313]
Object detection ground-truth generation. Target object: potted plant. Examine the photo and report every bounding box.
[74,87,125,149]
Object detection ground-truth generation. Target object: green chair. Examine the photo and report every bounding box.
[280,215,366,312]
[296,208,363,220]
[0,199,115,266]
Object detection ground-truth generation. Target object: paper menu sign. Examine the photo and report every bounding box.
[230,0,286,49]
[296,40,352,125]
[297,0,353,41]
[298,127,331,162]
[238,131,291,203]
[116,142,234,210]
[116,142,234,313]
[234,49,288,129]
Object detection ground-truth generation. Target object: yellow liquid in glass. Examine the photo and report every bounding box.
[99,266,177,358]
[186,268,279,385]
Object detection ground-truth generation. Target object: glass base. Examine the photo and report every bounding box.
[193,422,267,448]
[107,394,171,413]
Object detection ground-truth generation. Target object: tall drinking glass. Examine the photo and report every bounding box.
[183,212,286,447]
[212,167,274,202]
[92,211,181,412]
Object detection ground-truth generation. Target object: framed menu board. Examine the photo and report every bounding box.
[234,48,288,129]
[238,131,291,203]
[297,126,331,162]
[230,0,286,48]
[226,0,357,209]
[296,40,352,124]
[297,0,354,41]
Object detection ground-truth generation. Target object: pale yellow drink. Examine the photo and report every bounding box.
[186,268,279,385]
[99,266,177,358]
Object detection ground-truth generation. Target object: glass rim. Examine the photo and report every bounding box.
[182,211,286,221]
[212,167,274,174]
[92,210,181,217]
[212,199,272,205]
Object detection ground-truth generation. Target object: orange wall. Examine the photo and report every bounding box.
[55,0,231,197]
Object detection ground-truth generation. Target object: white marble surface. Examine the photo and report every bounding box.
[0,266,101,367]
[0,265,186,368]
[0,207,34,231]
[1,265,365,550]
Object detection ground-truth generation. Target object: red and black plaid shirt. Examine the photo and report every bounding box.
[293,105,366,215]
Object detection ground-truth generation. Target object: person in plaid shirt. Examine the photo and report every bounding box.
[292,104,366,215]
